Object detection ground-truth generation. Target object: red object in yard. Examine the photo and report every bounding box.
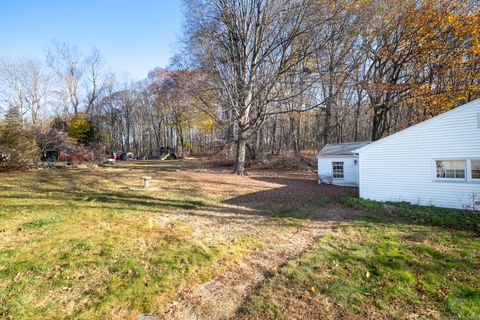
[58,150,67,162]
[57,149,94,164]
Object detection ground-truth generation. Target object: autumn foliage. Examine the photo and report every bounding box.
[0,0,478,171]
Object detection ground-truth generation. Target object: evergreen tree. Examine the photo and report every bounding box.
[0,107,39,171]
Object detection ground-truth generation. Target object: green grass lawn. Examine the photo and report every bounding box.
[0,168,226,319]
[238,200,480,320]
[2,166,479,320]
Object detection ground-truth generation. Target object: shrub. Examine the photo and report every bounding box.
[340,197,382,211]
[0,109,38,172]
[341,196,479,233]
[318,174,334,185]
[66,147,94,165]
[32,120,77,161]
[66,113,101,145]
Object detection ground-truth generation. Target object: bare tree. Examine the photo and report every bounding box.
[46,41,106,116]
[0,59,50,123]
[84,48,106,115]
[22,60,50,124]
[0,59,28,119]
[46,42,82,115]
[1,1,478,166]
[184,0,317,175]
[310,0,364,145]
[32,118,74,159]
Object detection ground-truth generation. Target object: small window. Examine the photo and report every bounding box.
[436,160,465,179]
[332,161,344,179]
[472,160,480,179]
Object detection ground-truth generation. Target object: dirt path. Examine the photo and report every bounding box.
[162,208,345,320]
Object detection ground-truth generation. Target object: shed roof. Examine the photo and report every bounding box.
[318,142,370,156]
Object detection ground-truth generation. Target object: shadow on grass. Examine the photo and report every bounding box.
[2,167,478,235]
[223,175,358,220]
[0,169,209,219]
[3,188,206,211]
[107,159,229,172]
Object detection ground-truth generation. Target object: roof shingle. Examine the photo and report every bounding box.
[318,142,370,156]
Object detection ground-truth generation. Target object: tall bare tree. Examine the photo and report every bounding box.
[46,42,82,115]
[46,41,106,116]
[310,0,364,145]
[0,59,50,123]
[184,0,317,175]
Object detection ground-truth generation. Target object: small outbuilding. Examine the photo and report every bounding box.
[317,142,370,186]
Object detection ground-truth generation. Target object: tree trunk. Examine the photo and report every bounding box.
[234,138,247,176]
[179,133,185,158]
[353,99,361,141]
[323,101,331,146]
[371,106,384,141]
[296,116,301,157]
[290,116,301,158]
[255,129,262,156]
[271,118,277,155]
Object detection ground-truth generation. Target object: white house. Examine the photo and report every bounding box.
[317,142,370,186]
[355,98,480,210]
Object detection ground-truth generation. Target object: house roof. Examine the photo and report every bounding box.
[318,142,370,156]
[354,98,480,153]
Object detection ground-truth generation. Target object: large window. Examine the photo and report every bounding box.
[472,160,480,179]
[436,160,465,179]
[332,161,344,179]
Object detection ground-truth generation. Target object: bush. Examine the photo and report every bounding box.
[341,196,479,233]
[340,197,382,211]
[0,109,39,172]
[318,174,334,185]
[32,121,77,161]
[66,113,101,145]
[66,147,94,165]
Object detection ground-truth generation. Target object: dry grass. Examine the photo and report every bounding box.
[4,158,474,320]
[0,158,352,319]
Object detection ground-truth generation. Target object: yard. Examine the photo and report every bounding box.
[0,159,479,319]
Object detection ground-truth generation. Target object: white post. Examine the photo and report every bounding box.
[142,176,152,189]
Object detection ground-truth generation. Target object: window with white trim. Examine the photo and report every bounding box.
[436,160,465,179]
[332,161,344,179]
[471,160,480,179]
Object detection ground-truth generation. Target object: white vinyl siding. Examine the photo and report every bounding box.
[318,156,359,186]
[357,99,480,209]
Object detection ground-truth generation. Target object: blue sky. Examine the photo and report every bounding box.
[0,0,184,80]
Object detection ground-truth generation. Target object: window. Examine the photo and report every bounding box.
[332,161,344,179]
[472,160,480,179]
[436,160,465,179]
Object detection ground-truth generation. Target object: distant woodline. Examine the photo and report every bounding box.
[0,0,478,173]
